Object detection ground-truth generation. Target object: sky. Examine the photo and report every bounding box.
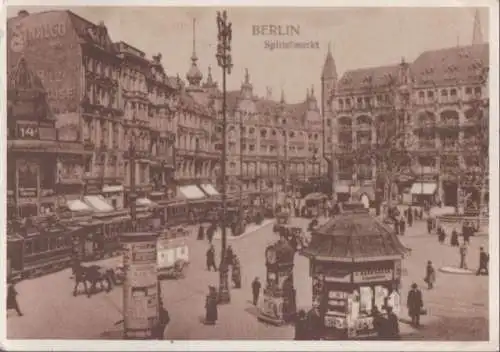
[6,6,490,103]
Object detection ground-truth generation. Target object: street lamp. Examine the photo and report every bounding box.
[216,10,233,304]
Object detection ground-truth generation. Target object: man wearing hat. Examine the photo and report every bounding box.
[407,283,424,327]
[476,247,489,276]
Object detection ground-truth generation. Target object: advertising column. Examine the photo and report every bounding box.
[120,232,159,339]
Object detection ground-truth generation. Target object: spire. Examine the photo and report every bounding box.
[280,88,285,104]
[203,65,217,88]
[241,68,253,96]
[456,34,460,47]
[472,8,483,45]
[311,85,315,98]
[321,41,337,80]
[186,17,203,87]
[306,88,310,100]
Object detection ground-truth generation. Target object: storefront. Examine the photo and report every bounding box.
[302,203,409,340]
[410,182,437,206]
[335,184,351,203]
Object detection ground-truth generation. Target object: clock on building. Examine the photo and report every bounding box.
[266,247,277,265]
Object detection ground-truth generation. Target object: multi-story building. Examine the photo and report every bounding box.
[217,69,324,205]
[323,10,489,210]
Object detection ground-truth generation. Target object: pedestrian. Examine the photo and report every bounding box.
[152,299,170,339]
[426,217,433,234]
[251,277,261,306]
[459,242,468,269]
[424,260,436,289]
[407,206,413,227]
[399,218,406,236]
[204,285,218,325]
[385,306,400,340]
[463,222,471,245]
[7,281,23,317]
[206,244,218,272]
[438,226,446,244]
[372,306,387,340]
[225,245,235,266]
[407,283,424,327]
[450,229,460,247]
[197,224,205,241]
[294,309,309,340]
[306,306,322,340]
[207,223,215,244]
[413,207,419,221]
[476,247,489,276]
[232,257,241,289]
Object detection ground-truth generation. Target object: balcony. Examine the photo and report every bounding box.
[416,119,436,129]
[438,119,460,129]
[356,123,372,131]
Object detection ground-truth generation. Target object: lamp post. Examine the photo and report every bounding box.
[129,127,137,230]
[216,10,233,304]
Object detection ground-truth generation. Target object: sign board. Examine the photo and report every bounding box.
[121,234,159,338]
[352,268,393,283]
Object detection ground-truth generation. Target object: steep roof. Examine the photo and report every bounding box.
[338,64,400,93]
[302,205,409,262]
[411,43,489,86]
[321,47,337,80]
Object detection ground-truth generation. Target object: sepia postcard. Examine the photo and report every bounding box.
[1,0,498,351]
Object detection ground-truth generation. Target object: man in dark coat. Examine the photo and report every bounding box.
[407,283,423,327]
[306,306,322,340]
[7,282,23,316]
[407,206,413,227]
[207,223,215,244]
[385,306,400,339]
[462,222,472,245]
[372,306,387,339]
[450,229,460,247]
[294,310,309,340]
[206,245,217,272]
[152,299,170,339]
[197,225,205,240]
[399,218,406,236]
[205,286,218,325]
[231,256,242,289]
[476,247,489,276]
[251,277,261,306]
[225,245,235,266]
[427,217,433,234]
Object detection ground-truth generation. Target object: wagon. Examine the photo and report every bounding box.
[157,227,190,280]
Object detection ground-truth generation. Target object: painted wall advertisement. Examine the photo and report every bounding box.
[122,240,159,336]
[7,12,82,136]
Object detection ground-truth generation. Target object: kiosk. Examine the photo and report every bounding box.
[302,203,409,340]
[258,236,297,325]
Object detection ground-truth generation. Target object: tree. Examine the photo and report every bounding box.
[353,73,414,215]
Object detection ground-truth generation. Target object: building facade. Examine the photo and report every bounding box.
[323,11,489,210]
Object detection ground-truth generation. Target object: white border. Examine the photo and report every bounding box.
[1,0,498,351]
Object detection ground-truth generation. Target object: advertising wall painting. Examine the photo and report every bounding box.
[7,12,82,138]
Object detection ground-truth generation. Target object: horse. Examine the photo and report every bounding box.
[72,263,114,297]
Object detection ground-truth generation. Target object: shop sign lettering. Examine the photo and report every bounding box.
[10,20,67,53]
[19,188,37,198]
[17,125,39,139]
[353,269,393,283]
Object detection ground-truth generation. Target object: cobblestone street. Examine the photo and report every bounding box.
[6,217,490,341]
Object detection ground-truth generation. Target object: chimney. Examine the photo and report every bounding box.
[18,10,29,18]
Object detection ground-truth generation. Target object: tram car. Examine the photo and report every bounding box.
[7,218,80,281]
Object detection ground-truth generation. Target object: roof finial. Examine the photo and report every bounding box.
[280,88,285,104]
[306,88,310,99]
[192,18,197,60]
[328,41,331,53]
[206,65,214,84]
[245,68,250,84]
[311,85,315,97]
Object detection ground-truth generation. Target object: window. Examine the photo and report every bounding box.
[427,91,434,98]
[465,87,472,94]
[271,129,277,136]
[338,99,344,109]
[249,144,255,151]
[474,87,482,95]
[441,89,448,96]
[357,97,363,106]
[346,98,351,107]
[364,97,370,106]
[450,89,457,96]
[249,127,255,134]
[260,129,267,138]
[327,119,331,127]
[418,91,425,98]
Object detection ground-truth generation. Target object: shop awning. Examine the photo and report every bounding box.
[200,184,220,196]
[410,182,437,195]
[178,185,206,200]
[102,185,124,193]
[335,185,350,193]
[136,198,158,207]
[67,199,92,212]
[83,195,115,212]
